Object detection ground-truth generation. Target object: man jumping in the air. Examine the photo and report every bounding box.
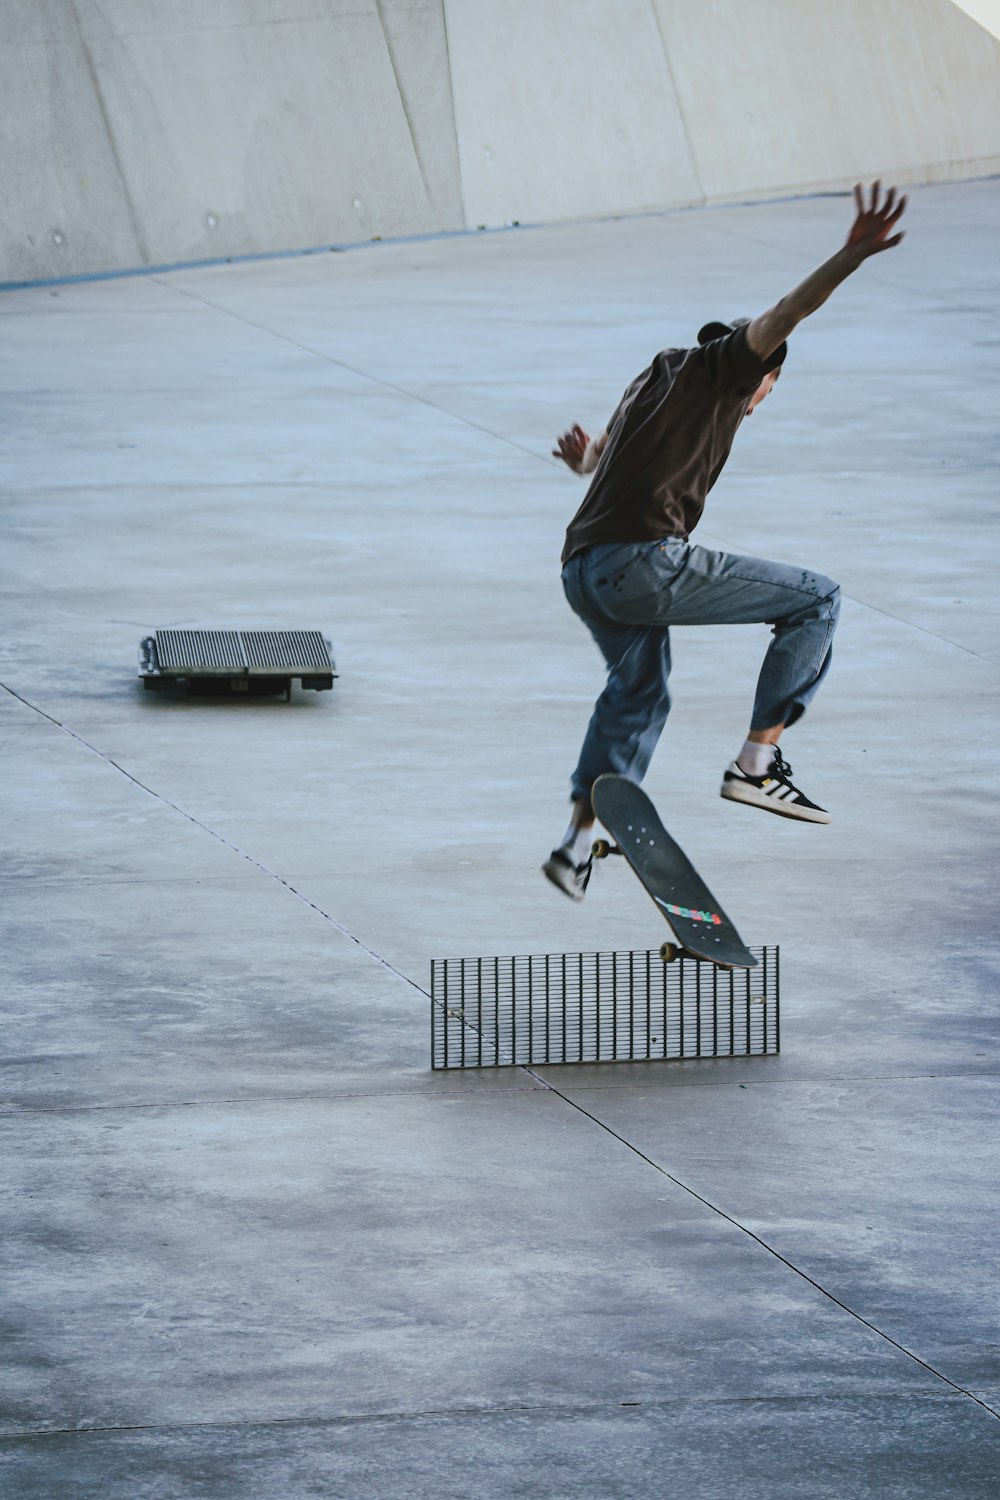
[544,182,907,901]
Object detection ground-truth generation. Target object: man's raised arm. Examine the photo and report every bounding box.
[746,181,907,362]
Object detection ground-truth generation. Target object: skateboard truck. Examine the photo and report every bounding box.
[593,839,688,960]
[594,838,695,963]
[592,836,713,963]
[590,774,758,972]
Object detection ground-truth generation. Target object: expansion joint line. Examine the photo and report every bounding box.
[695,526,999,666]
[152,280,548,469]
[156,284,1000,666]
[1,682,426,998]
[523,1066,1000,1423]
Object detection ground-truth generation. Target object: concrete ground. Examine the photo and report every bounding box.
[2,178,998,1498]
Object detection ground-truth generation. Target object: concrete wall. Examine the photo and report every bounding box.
[0,0,465,283]
[950,0,1000,41]
[2,0,999,283]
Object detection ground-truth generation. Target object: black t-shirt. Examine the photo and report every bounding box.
[561,325,784,565]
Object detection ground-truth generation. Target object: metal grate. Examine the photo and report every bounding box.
[431,947,779,1069]
[153,629,332,675]
[155,629,245,673]
[139,629,335,695]
[241,630,333,672]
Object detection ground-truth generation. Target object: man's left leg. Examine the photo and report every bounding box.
[720,575,840,820]
[650,544,841,822]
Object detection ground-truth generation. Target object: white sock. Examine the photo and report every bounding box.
[736,739,776,778]
[559,820,595,865]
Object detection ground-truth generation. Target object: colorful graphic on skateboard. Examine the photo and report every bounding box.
[591,774,757,969]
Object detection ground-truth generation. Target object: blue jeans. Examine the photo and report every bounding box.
[562,538,840,802]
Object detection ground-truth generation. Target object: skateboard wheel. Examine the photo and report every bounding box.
[592,839,612,860]
[660,942,678,964]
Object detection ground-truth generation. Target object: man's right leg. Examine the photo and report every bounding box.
[543,621,672,899]
[569,619,673,802]
[544,546,673,899]
[564,541,681,800]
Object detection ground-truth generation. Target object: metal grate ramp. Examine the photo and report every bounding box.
[431,947,779,1069]
[139,628,335,697]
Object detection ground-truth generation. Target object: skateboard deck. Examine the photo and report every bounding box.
[591,774,757,969]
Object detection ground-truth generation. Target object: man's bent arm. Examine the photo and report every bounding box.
[582,429,608,473]
[553,424,608,475]
[747,182,906,362]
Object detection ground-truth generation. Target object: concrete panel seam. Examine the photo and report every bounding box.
[147,268,1000,667]
[373,0,433,208]
[693,519,1000,663]
[68,0,151,266]
[440,0,469,229]
[2,172,997,292]
[0,1389,988,1442]
[525,1068,1000,1420]
[0,1081,546,1120]
[647,0,705,203]
[149,273,555,468]
[0,679,425,998]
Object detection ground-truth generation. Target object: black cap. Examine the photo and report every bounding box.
[697,316,786,368]
[697,319,744,344]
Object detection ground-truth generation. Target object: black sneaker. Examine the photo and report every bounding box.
[542,846,593,901]
[720,748,830,824]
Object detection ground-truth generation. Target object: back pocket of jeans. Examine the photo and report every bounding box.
[599,541,684,607]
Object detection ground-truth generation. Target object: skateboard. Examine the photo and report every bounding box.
[590,774,757,970]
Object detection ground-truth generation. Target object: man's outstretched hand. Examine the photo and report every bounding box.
[747,179,908,360]
[845,180,907,259]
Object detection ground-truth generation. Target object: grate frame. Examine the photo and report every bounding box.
[139,629,336,694]
[431,946,779,1069]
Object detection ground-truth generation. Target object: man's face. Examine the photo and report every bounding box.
[746,370,779,415]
